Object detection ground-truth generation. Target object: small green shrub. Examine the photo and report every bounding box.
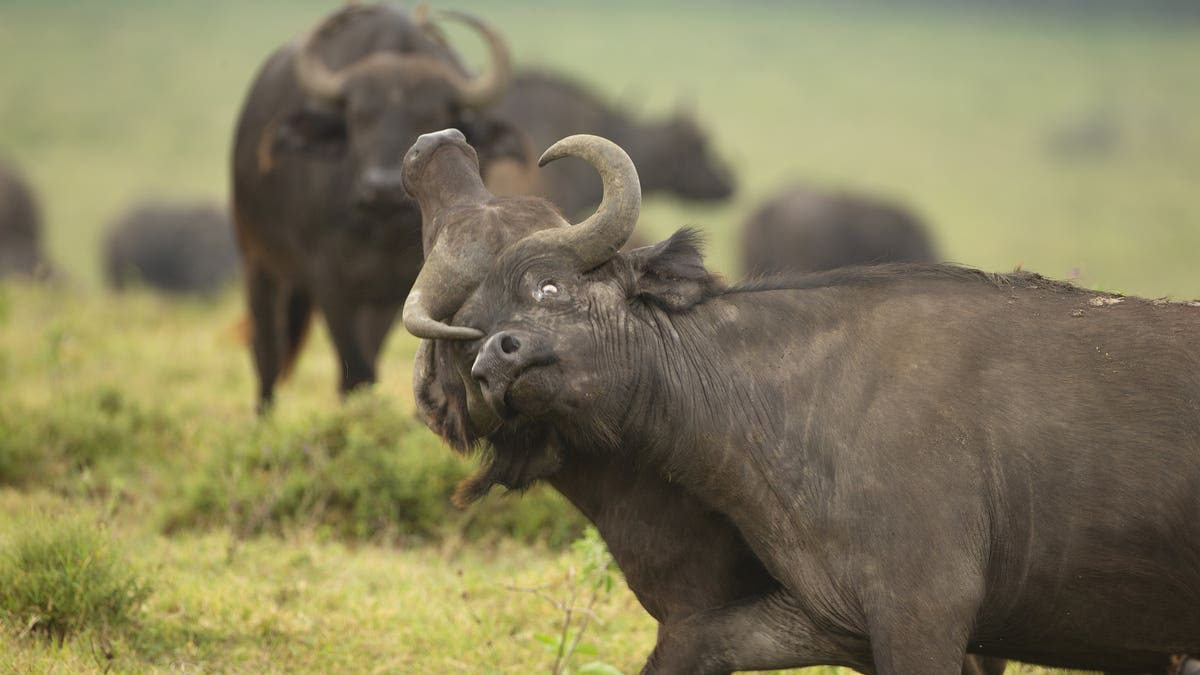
[0,514,151,644]
[0,387,178,491]
[164,392,585,547]
[514,526,622,675]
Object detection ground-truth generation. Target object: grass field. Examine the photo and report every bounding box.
[1,1,1198,672]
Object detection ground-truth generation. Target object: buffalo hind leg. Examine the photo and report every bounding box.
[246,262,285,414]
[278,287,313,383]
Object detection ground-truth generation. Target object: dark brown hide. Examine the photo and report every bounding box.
[230,4,521,411]
[0,159,50,280]
[408,133,1005,675]
[740,182,937,277]
[493,70,734,218]
[104,201,237,295]
[457,231,1200,673]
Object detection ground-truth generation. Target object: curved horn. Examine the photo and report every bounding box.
[403,243,485,340]
[294,9,362,101]
[533,134,641,269]
[435,10,512,108]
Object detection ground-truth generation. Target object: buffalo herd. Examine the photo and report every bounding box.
[5,3,1196,673]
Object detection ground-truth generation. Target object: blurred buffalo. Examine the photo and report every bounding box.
[104,200,238,295]
[740,183,937,277]
[231,4,523,412]
[0,159,52,280]
[493,69,734,217]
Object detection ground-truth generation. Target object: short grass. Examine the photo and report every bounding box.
[0,1,1196,672]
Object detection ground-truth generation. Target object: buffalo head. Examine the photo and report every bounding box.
[634,112,734,201]
[272,6,512,212]
[407,134,721,499]
[403,132,651,455]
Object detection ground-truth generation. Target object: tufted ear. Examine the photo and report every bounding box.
[271,108,348,159]
[624,228,723,311]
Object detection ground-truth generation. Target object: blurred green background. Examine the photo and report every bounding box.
[3,0,1199,294]
[1,2,1198,672]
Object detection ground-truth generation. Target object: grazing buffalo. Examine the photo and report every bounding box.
[0,159,50,280]
[231,3,521,411]
[104,201,238,295]
[404,131,1007,675]
[418,134,1200,673]
[492,70,734,217]
[741,182,937,277]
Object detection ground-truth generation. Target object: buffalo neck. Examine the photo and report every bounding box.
[586,288,847,550]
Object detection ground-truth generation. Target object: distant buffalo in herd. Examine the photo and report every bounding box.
[741,182,937,277]
[231,3,525,411]
[0,159,51,280]
[104,201,238,294]
[407,132,1200,674]
[494,70,735,217]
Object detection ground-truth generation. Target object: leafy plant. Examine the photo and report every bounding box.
[509,526,622,675]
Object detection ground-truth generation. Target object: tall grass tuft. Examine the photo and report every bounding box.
[0,514,150,645]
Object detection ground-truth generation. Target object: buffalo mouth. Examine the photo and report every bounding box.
[474,355,559,421]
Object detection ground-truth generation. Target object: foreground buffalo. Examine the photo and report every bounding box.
[104,201,238,294]
[741,182,937,277]
[493,70,734,217]
[0,159,50,280]
[231,3,520,411]
[420,134,1200,673]
[404,131,1006,675]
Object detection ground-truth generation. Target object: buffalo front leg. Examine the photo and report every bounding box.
[865,598,978,675]
[355,302,400,373]
[642,591,870,675]
[317,293,376,396]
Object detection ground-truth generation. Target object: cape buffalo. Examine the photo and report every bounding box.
[104,200,238,295]
[404,130,1007,675]
[0,159,50,280]
[492,70,734,217]
[421,134,1200,673]
[230,3,521,411]
[741,183,937,277]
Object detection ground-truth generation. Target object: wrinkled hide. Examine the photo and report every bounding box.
[454,227,1200,674]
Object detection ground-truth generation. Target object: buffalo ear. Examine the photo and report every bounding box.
[459,115,531,167]
[626,227,722,311]
[271,108,348,159]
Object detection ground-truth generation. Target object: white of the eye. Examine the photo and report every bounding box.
[540,283,559,296]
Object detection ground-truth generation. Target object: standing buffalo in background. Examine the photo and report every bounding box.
[0,159,51,280]
[420,134,1200,673]
[492,69,734,217]
[740,182,937,277]
[231,3,521,412]
[404,131,1006,675]
[104,200,238,295]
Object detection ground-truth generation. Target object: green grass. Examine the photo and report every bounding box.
[0,1,1197,672]
[0,512,151,644]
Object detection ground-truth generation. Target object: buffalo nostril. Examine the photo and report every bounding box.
[500,334,520,355]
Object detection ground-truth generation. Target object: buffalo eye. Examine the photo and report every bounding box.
[533,280,560,301]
